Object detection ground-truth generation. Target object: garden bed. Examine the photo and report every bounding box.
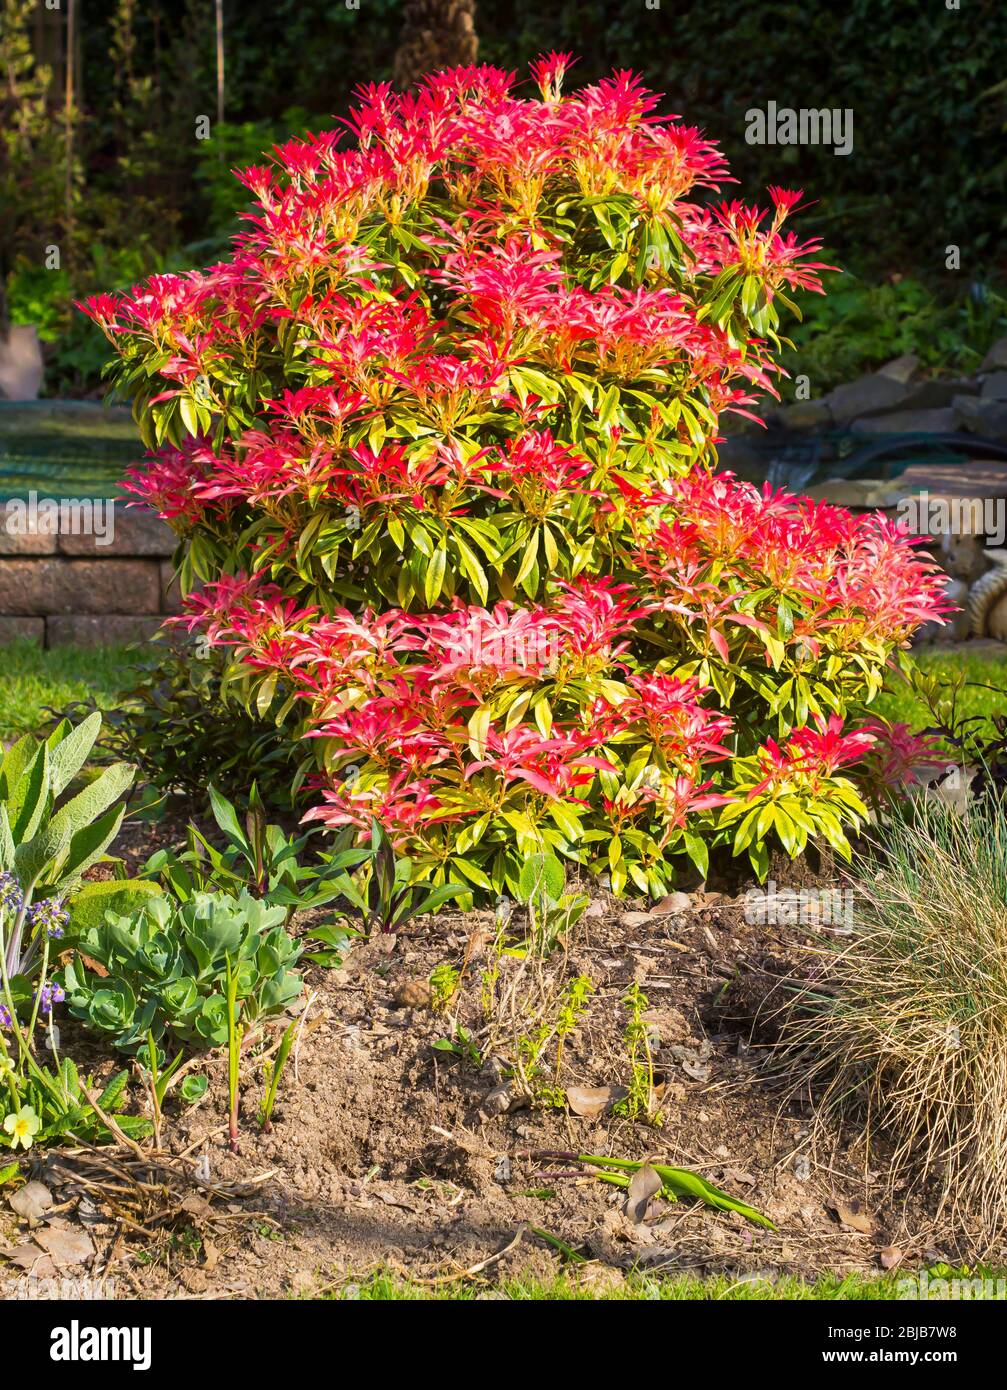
[3,818,964,1300]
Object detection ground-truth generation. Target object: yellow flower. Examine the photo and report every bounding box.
[3,1105,40,1151]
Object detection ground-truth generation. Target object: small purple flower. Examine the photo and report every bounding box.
[0,872,24,915]
[0,1005,11,1030]
[29,898,69,939]
[35,982,65,1016]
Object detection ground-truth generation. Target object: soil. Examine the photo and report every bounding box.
[0,817,988,1300]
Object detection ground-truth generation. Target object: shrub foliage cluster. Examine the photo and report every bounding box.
[86,59,947,898]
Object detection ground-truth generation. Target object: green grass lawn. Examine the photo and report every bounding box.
[0,639,134,740]
[324,1268,1000,1300]
[874,647,1006,731]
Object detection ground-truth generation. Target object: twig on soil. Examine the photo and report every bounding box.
[79,1083,149,1161]
[398,1224,530,1286]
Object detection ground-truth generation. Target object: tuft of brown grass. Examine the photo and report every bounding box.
[779,790,1007,1251]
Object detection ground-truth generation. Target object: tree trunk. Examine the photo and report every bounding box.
[393,0,478,91]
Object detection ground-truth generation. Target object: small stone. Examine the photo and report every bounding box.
[850,406,957,434]
[877,353,920,384]
[391,979,433,1009]
[980,336,1007,372]
[482,1082,529,1116]
[982,371,1007,401]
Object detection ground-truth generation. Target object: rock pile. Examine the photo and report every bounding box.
[766,338,1007,441]
[723,338,1007,646]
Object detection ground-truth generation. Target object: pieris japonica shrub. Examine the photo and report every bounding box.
[83,57,948,899]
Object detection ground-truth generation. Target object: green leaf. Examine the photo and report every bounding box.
[49,762,135,843]
[58,804,127,889]
[410,883,467,918]
[8,743,50,845]
[97,1069,130,1112]
[48,712,102,796]
[517,852,565,905]
[208,785,249,850]
[254,671,278,718]
[14,821,71,891]
[68,879,163,934]
[423,547,447,606]
[0,734,36,801]
[0,806,15,874]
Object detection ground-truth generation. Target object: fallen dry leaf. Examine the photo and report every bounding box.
[464,928,492,961]
[620,911,653,929]
[828,1197,875,1236]
[180,1194,212,1219]
[652,891,692,916]
[33,1227,94,1267]
[565,1085,628,1118]
[626,1164,663,1224]
[9,1181,53,1223]
[63,949,108,979]
[2,1244,58,1277]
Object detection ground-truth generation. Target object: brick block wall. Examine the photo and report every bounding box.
[0,509,178,647]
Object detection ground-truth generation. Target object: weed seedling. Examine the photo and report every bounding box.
[616,983,662,1125]
[554,975,594,1079]
[259,1016,299,1132]
[432,1027,482,1067]
[429,962,461,1012]
[142,1032,185,1148]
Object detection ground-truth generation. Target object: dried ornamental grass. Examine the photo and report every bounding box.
[782,791,1007,1250]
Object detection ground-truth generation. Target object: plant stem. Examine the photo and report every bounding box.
[225,955,242,1153]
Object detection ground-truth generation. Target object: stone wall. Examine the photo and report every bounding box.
[0,509,178,647]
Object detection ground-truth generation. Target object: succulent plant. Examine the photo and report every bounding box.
[62,890,302,1053]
